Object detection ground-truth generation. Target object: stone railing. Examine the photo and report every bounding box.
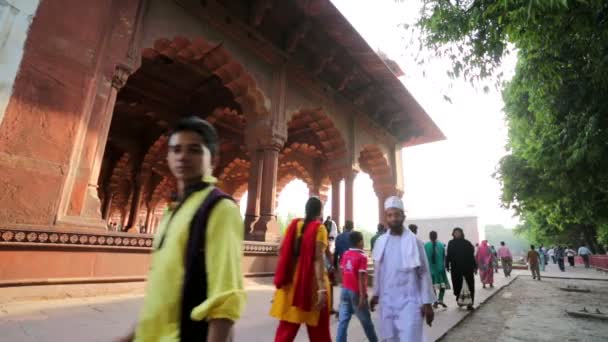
[0,227,278,254]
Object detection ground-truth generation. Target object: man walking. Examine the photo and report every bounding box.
[497,241,513,277]
[334,220,354,270]
[548,247,556,264]
[566,246,576,267]
[555,246,566,272]
[370,196,435,342]
[527,245,541,280]
[370,223,386,252]
[578,245,592,268]
[119,116,245,341]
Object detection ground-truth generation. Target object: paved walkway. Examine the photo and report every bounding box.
[1,262,605,342]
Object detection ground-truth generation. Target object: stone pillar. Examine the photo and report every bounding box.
[144,205,153,234]
[56,65,131,229]
[344,170,357,223]
[377,192,386,225]
[244,148,263,238]
[251,141,282,241]
[102,193,113,221]
[331,177,341,227]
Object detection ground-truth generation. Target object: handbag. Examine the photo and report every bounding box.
[457,279,473,307]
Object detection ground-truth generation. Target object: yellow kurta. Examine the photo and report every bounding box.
[135,178,246,341]
[269,221,329,326]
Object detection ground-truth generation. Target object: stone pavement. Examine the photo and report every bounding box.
[1,262,604,342]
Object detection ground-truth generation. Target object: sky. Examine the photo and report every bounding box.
[243,0,520,233]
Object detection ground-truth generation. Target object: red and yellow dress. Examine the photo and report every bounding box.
[270,219,331,341]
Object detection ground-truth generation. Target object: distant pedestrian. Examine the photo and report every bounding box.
[527,245,541,280]
[323,216,338,254]
[476,240,494,288]
[446,227,477,311]
[539,248,546,272]
[555,246,566,271]
[336,231,378,342]
[424,231,450,308]
[498,241,513,277]
[370,223,386,252]
[334,221,354,269]
[490,245,499,273]
[539,244,548,265]
[566,247,576,267]
[548,247,556,264]
[578,245,592,268]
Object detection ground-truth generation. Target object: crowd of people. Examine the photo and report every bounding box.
[116,116,598,342]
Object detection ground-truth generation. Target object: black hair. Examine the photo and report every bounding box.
[430,230,438,264]
[409,224,418,230]
[344,220,354,231]
[531,245,535,249]
[349,231,364,247]
[500,241,505,246]
[377,223,384,231]
[452,227,465,239]
[294,197,322,257]
[168,116,219,157]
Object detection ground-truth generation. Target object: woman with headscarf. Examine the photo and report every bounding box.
[424,231,450,308]
[270,197,331,342]
[476,240,494,288]
[446,227,477,311]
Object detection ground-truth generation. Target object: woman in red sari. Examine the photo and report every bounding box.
[270,197,331,342]
[476,240,494,288]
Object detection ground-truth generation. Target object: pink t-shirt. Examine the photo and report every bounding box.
[340,249,368,294]
[498,246,512,258]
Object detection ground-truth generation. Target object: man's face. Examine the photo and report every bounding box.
[385,208,405,230]
[167,131,211,183]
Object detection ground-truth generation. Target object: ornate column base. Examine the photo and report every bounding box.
[251,215,280,242]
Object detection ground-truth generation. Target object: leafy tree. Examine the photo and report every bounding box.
[416,0,608,251]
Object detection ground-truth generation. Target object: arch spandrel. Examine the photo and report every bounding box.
[358,145,397,198]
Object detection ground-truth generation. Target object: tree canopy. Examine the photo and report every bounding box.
[416,0,608,251]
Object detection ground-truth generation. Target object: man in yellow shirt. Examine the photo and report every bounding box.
[118,116,246,341]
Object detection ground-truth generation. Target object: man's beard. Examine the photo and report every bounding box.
[387,219,404,231]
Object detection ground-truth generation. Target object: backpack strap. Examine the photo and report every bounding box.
[180,188,234,341]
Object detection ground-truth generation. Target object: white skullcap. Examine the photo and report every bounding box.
[384,196,404,211]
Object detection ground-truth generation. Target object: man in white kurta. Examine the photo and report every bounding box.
[371,197,435,342]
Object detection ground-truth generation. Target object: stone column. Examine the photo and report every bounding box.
[244,148,263,238]
[344,170,357,223]
[377,192,386,225]
[56,65,131,229]
[251,139,283,241]
[331,176,341,227]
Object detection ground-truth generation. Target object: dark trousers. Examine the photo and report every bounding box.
[557,258,565,271]
[451,270,475,305]
[582,254,590,268]
[568,256,575,267]
[551,256,556,264]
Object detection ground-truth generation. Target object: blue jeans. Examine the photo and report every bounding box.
[336,288,378,342]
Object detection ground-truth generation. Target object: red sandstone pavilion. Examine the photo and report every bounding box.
[0,0,443,287]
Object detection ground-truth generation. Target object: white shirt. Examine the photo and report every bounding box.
[548,248,555,256]
[578,246,591,255]
[374,234,435,304]
[374,234,435,341]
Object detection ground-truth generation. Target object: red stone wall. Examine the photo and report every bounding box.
[0,0,109,226]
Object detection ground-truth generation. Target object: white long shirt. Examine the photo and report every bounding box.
[373,234,435,341]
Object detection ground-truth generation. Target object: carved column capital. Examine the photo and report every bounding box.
[111,64,132,90]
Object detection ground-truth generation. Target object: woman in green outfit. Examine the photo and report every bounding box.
[424,231,451,308]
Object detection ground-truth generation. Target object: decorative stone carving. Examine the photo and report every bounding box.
[111,64,131,90]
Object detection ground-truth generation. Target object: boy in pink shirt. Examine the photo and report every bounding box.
[336,231,378,342]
